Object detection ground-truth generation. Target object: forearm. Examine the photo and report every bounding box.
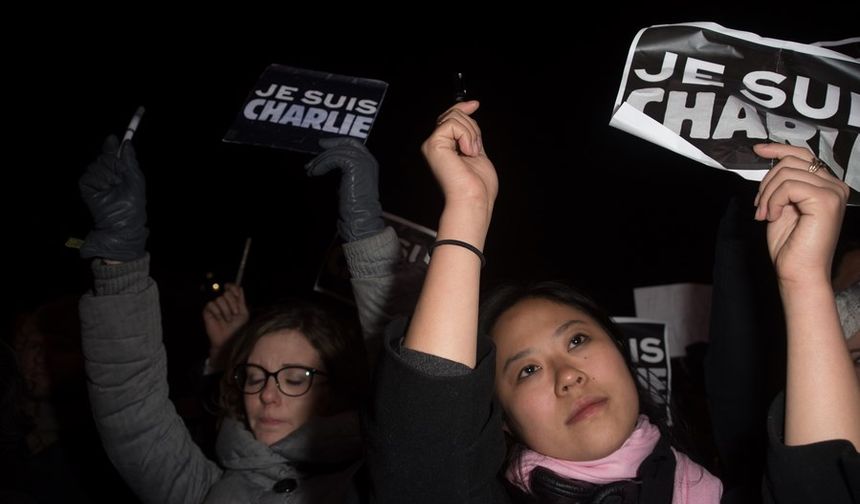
[403,202,490,368]
[344,227,408,339]
[781,278,860,449]
[81,257,221,503]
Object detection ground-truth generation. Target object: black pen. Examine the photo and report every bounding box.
[454,72,467,102]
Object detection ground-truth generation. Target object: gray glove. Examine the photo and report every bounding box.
[305,137,384,242]
[79,135,148,261]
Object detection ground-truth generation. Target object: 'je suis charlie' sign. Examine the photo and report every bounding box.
[224,64,388,154]
[610,23,859,203]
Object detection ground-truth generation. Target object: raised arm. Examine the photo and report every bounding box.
[305,137,419,353]
[202,283,249,372]
[365,101,508,504]
[78,135,220,504]
[403,100,497,367]
[305,136,385,243]
[754,143,859,449]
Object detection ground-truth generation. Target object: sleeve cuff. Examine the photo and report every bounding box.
[342,227,400,278]
[384,317,493,378]
[90,253,151,296]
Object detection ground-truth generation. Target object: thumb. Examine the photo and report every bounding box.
[318,136,366,151]
[305,149,345,177]
[102,134,120,156]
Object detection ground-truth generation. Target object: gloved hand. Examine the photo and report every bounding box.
[305,137,384,242]
[79,135,148,261]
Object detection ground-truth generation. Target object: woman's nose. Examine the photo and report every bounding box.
[259,376,281,404]
[555,365,587,396]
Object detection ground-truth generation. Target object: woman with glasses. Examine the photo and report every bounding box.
[76,135,383,504]
[219,299,367,448]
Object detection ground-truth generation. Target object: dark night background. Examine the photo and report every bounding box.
[5,14,857,364]
[2,10,857,502]
[10,14,857,328]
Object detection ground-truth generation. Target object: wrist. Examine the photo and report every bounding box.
[437,206,492,250]
[443,193,494,215]
[778,275,834,301]
[429,240,486,267]
[776,268,832,292]
[208,345,224,366]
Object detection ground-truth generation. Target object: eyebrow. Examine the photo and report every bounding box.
[501,319,587,373]
[246,363,315,371]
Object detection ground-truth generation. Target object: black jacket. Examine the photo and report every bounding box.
[366,318,859,504]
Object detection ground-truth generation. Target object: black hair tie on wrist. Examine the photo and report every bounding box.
[428,239,486,268]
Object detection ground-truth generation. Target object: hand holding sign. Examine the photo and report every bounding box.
[753,143,850,284]
[611,22,859,203]
[305,137,384,242]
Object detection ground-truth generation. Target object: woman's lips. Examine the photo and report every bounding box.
[258,417,284,426]
[567,398,608,424]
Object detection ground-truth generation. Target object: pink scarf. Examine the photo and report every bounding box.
[505,415,722,503]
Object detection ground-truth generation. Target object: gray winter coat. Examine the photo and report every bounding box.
[80,227,421,504]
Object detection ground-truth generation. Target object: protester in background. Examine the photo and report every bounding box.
[707,182,860,503]
[175,134,428,471]
[76,134,395,503]
[1,299,137,503]
[833,239,859,380]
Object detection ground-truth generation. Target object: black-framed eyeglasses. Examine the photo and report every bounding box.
[233,364,328,397]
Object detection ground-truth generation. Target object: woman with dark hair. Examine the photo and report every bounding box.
[76,135,388,503]
[479,281,669,425]
[478,280,703,501]
[365,102,859,503]
[218,300,368,428]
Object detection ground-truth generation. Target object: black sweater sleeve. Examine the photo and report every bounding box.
[762,392,860,504]
[364,318,511,503]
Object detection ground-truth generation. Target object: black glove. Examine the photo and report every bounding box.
[79,135,148,261]
[305,137,384,242]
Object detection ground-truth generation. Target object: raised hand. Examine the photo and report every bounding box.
[753,143,850,285]
[202,283,249,369]
[421,100,498,222]
[79,135,148,261]
[755,143,859,451]
[305,137,384,242]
